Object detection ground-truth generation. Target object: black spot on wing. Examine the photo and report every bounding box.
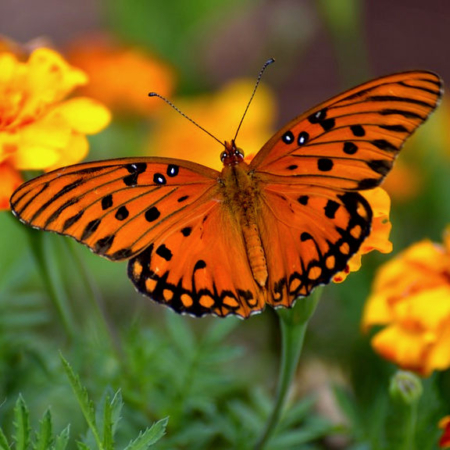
[318,158,333,172]
[167,164,179,177]
[94,235,115,254]
[324,200,340,219]
[181,227,192,237]
[372,139,397,152]
[123,163,146,186]
[378,124,408,133]
[63,210,84,231]
[156,244,172,261]
[153,173,166,185]
[145,206,160,222]
[282,131,294,144]
[298,195,309,205]
[115,206,129,221]
[343,142,358,155]
[308,108,327,124]
[194,260,207,271]
[297,131,309,146]
[319,118,335,132]
[367,159,393,176]
[102,194,113,210]
[81,218,101,240]
[350,125,365,137]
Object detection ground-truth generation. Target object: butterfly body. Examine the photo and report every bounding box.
[10,71,443,317]
[219,140,268,286]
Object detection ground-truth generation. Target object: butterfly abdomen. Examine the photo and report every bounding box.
[221,162,268,287]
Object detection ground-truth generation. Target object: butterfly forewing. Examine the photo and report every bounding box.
[251,71,442,191]
[11,157,219,261]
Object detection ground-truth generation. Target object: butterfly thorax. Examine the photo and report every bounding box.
[220,141,268,288]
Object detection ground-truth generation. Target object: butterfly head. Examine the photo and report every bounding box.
[221,140,245,166]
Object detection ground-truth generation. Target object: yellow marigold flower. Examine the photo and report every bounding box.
[66,35,175,116]
[0,47,111,210]
[362,227,450,376]
[333,187,392,283]
[440,416,450,448]
[147,79,276,171]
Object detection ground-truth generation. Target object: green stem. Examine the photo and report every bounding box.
[255,289,321,450]
[27,229,76,340]
[63,239,122,357]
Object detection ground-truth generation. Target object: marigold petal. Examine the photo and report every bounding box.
[395,287,450,330]
[0,52,18,85]
[27,48,87,102]
[0,161,22,210]
[362,291,394,330]
[45,133,89,170]
[426,325,450,374]
[54,98,111,134]
[372,325,431,376]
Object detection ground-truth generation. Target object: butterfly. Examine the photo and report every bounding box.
[10,70,442,318]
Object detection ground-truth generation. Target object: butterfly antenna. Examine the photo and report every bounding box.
[148,92,225,147]
[233,58,275,142]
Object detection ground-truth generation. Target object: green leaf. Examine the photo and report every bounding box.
[76,442,90,450]
[13,395,30,450]
[124,417,168,450]
[35,409,53,450]
[60,354,103,449]
[0,429,10,450]
[53,425,70,450]
[165,311,195,356]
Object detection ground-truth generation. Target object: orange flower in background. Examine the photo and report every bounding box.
[148,79,276,171]
[362,227,450,376]
[439,416,450,448]
[0,46,111,210]
[333,187,393,283]
[67,35,175,116]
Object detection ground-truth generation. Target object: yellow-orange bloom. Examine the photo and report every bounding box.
[440,416,450,448]
[0,47,111,210]
[67,35,175,116]
[333,187,393,283]
[147,79,276,171]
[362,227,450,376]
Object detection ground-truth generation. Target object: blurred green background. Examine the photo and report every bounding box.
[0,1,450,449]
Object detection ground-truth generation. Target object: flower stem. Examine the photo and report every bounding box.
[27,229,76,340]
[255,288,321,449]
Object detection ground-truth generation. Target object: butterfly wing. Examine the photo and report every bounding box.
[249,71,442,305]
[128,203,267,318]
[250,71,442,190]
[10,157,220,261]
[11,157,267,317]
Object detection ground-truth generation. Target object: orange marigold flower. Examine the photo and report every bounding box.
[333,187,392,283]
[147,79,276,171]
[440,416,450,448]
[0,47,111,210]
[362,227,450,376]
[66,35,175,116]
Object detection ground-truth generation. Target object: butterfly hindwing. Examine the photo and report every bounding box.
[128,201,267,318]
[10,157,219,261]
[256,183,372,307]
[251,71,442,191]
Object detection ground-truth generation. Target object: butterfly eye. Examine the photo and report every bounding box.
[220,151,228,162]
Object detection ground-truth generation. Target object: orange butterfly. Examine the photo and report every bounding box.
[10,70,442,318]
